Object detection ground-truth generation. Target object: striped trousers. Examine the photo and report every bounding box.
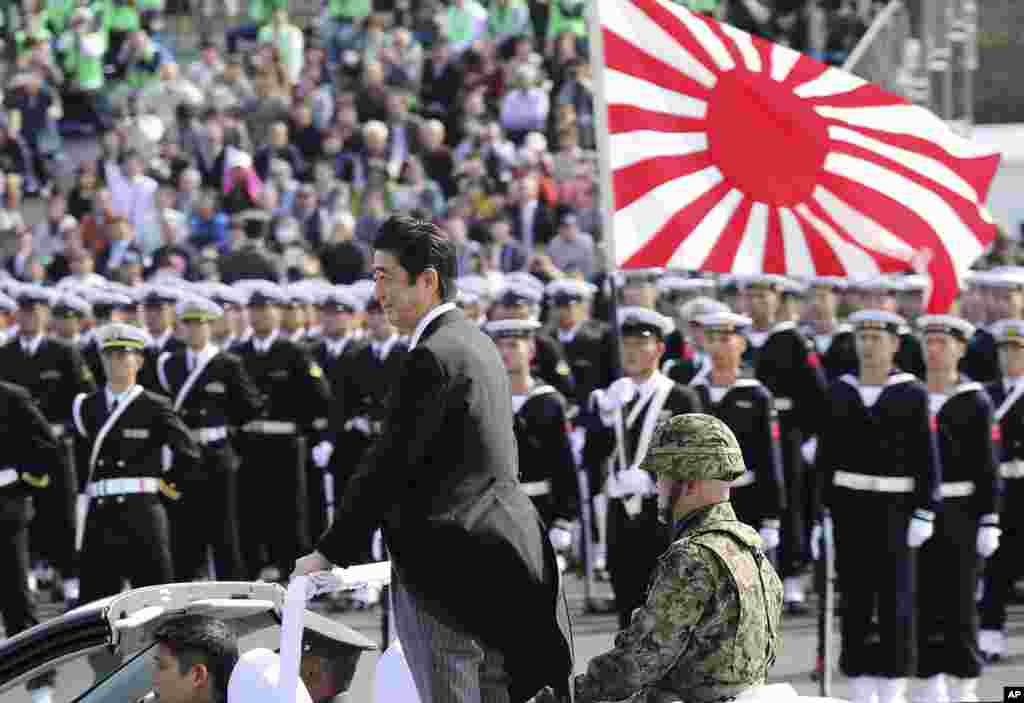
[391,567,510,703]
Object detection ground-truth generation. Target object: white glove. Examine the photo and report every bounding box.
[63,577,80,602]
[549,526,573,551]
[810,522,823,561]
[312,441,334,468]
[759,522,780,551]
[977,519,1001,558]
[907,510,935,548]
[801,437,818,465]
[607,467,656,498]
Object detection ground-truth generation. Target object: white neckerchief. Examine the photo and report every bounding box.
[409,302,456,351]
[558,322,582,345]
[1005,375,1022,395]
[748,320,795,350]
[840,372,917,408]
[324,333,353,358]
[106,384,139,411]
[372,334,400,361]
[614,371,674,471]
[252,330,279,354]
[20,334,44,356]
[511,379,557,414]
[929,378,983,417]
[693,377,760,405]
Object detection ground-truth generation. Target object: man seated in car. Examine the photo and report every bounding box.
[152,615,240,703]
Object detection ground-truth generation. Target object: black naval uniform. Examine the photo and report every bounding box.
[156,348,265,580]
[803,323,858,383]
[533,331,576,404]
[814,372,941,679]
[979,378,1024,637]
[513,382,578,528]
[918,381,999,680]
[746,321,828,578]
[961,327,999,384]
[896,330,927,379]
[0,336,96,578]
[690,378,786,531]
[72,385,201,603]
[583,373,701,629]
[140,331,187,391]
[0,381,66,635]
[234,333,333,578]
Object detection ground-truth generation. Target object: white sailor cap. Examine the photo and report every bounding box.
[808,276,848,291]
[241,280,288,306]
[696,311,753,333]
[284,284,316,307]
[197,282,247,308]
[97,322,152,352]
[618,306,672,338]
[546,278,596,305]
[740,274,793,291]
[318,286,363,313]
[53,293,92,318]
[496,281,542,306]
[780,279,808,298]
[502,271,545,296]
[227,648,312,703]
[917,314,974,342]
[484,319,542,339]
[656,275,714,296]
[177,295,224,322]
[899,274,930,293]
[138,284,180,306]
[0,291,16,313]
[679,296,730,324]
[15,284,57,306]
[457,275,495,302]
[858,276,905,295]
[992,319,1024,347]
[848,309,906,335]
[83,289,135,314]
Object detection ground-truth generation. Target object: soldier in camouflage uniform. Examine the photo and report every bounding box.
[572,413,783,703]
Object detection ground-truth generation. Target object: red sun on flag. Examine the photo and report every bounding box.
[593,0,1002,313]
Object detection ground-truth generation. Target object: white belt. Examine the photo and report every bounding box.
[521,480,551,497]
[940,481,975,498]
[87,477,160,497]
[192,426,228,444]
[732,471,756,488]
[774,397,793,412]
[1000,461,1024,479]
[0,467,19,487]
[50,424,65,438]
[243,420,298,435]
[833,470,914,493]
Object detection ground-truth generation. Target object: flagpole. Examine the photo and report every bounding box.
[587,0,618,274]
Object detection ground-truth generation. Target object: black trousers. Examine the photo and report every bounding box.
[916,498,983,678]
[834,490,916,678]
[238,433,310,579]
[169,446,245,581]
[979,477,1024,631]
[80,494,174,604]
[0,497,36,634]
[28,433,77,574]
[778,421,808,579]
[607,495,669,631]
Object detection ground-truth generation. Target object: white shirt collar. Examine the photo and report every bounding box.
[558,322,582,344]
[252,330,279,352]
[409,302,457,351]
[632,370,664,399]
[20,333,44,356]
[188,344,219,367]
[105,384,138,408]
[154,329,174,350]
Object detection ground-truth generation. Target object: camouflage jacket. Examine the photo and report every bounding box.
[574,502,783,703]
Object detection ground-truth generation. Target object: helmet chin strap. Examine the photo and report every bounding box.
[657,480,687,525]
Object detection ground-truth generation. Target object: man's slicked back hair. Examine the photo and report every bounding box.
[373,215,457,302]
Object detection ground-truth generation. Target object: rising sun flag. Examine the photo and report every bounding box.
[593,0,1002,312]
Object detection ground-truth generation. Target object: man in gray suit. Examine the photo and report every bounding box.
[294,215,572,703]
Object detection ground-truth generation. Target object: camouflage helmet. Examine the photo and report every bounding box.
[641,413,746,482]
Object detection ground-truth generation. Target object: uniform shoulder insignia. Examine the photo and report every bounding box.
[310,363,324,379]
[556,360,571,376]
[21,472,50,489]
[82,365,94,382]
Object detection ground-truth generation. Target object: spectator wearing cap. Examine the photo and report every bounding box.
[583,305,701,629]
[219,212,281,284]
[813,309,940,703]
[319,214,369,285]
[914,314,997,702]
[979,318,1024,662]
[546,213,594,278]
[0,284,96,588]
[157,295,264,582]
